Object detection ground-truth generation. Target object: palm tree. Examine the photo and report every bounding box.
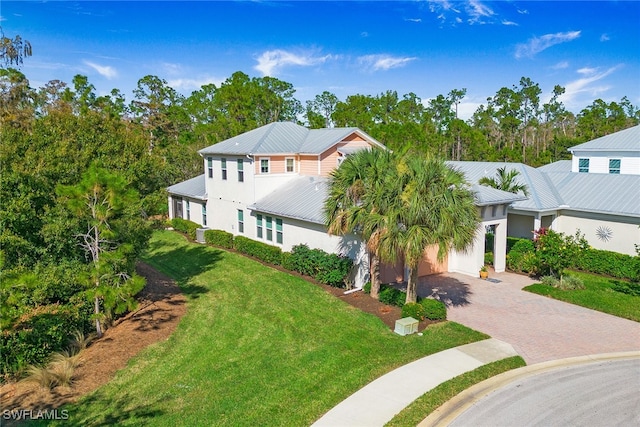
[379,155,479,304]
[324,148,393,299]
[478,166,529,196]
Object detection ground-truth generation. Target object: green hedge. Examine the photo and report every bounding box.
[420,298,447,320]
[378,284,406,307]
[204,229,234,249]
[282,244,352,287]
[233,236,283,265]
[170,218,200,240]
[573,248,638,281]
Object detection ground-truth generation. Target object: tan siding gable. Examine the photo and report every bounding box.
[299,155,319,176]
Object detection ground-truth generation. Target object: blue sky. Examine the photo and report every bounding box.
[2,1,639,119]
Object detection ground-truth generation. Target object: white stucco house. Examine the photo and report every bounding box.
[449,125,640,256]
[167,122,524,287]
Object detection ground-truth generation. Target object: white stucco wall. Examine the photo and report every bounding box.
[168,195,206,227]
[554,210,640,256]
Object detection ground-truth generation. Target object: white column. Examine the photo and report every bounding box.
[494,219,507,273]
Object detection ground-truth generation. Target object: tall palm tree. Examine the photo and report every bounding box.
[379,155,479,304]
[324,148,393,299]
[478,166,529,196]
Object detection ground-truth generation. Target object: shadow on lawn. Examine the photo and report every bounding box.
[64,392,164,426]
[143,236,224,300]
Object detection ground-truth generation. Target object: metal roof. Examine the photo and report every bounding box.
[568,125,640,152]
[447,161,564,212]
[545,172,640,217]
[537,160,572,173]
[166,174,207,200]
[248,176,328,224]
[198,122,385,156]
[471,184,527,206]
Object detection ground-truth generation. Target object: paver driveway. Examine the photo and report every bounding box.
[416,271,640,364]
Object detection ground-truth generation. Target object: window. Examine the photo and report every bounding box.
[266,216,273,241]
[237,159,244,182]
[207,157,213,178]
[256,214,263,238]
[609,159,621,174]
[260,158,270,174]
[578,158,589,173]
[186,200,190,221]
[285,157,295,173]
[202,204,207,226]
[221,158,227,180]
[276,218,283,244]
[237,209,244,233]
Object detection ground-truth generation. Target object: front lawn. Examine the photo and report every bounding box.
[48,231,487,426]
[524,271,640,322]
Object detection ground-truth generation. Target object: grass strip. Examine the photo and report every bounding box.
[385,356,526,427]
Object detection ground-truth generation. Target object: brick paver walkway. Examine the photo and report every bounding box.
[416,271,640,364]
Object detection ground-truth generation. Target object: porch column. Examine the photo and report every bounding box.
[533,215,542,232]
[494,220,507,273]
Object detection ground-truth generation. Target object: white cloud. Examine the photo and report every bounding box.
[515,31,581,59]
[358,54,417,71]
[167,76,224,93]
[560,65,621,107]
[600,33,610,42]
[551,61,570,70]
[466,0,495,24]
[254,49,332,76]
[83,60,117,79]
[501,20,518,26]
[405,18,422,23]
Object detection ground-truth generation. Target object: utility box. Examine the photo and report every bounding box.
[394,317,419,336]
[196,228,207,244]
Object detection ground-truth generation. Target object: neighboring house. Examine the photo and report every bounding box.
[168,122,523,287]
[450,125,640,256]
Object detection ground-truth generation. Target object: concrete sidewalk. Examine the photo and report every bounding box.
[312,338,518,427]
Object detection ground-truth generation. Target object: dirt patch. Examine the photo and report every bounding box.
[0,259,431,417]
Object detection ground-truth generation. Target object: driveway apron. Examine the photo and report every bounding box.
[417,271,640,364]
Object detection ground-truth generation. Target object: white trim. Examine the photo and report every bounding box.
[259,157,270,174]
[285,157,296,173]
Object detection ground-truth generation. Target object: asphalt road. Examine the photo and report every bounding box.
[449,358,640,427]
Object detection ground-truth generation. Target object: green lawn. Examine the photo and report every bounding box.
[524,271,640,322]
[45,230,488,426]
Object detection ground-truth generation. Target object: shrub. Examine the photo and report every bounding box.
[611,281,640,297]
[204,229,234,249]
[420,298,446,320]
[283,244,353,287]
[556,274,585,290]
[539,275,558,287]
[506,237,526,253]
[401,302,425,320]
[507,239,537,274]
[233,236,282,265]
[378,285,406,307]
[484,252,494,265]
[170,218,200,240]
[363,282,372,294]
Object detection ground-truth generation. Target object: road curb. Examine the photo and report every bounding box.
[418,351,640,427]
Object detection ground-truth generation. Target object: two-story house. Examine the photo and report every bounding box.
[167,122,526,286]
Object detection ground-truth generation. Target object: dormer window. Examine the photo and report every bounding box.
[609,159,621,174]
[578,158,589,173]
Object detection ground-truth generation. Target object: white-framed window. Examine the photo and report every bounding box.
[207,157,213,178]
[260,158,270,174]
[578,158,589,173]
[276,218,283,244]
[202,204,207,226]
[285,157,295,173]
[256,214,263,238]
[221,158,227,180]
[186,200,190,221]
[237,209,244,233]
[237,159,244,182]
[609,159,621,174]
[266,216,273,241]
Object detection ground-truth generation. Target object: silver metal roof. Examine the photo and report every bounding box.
[471,184,527,206]
[545,172,640,217]
[198,122,385,156]
[568,125,640,152]
[447,161,564,212]
[248,176,328,224]
[166,174,207,200]
[537,160,572,173]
